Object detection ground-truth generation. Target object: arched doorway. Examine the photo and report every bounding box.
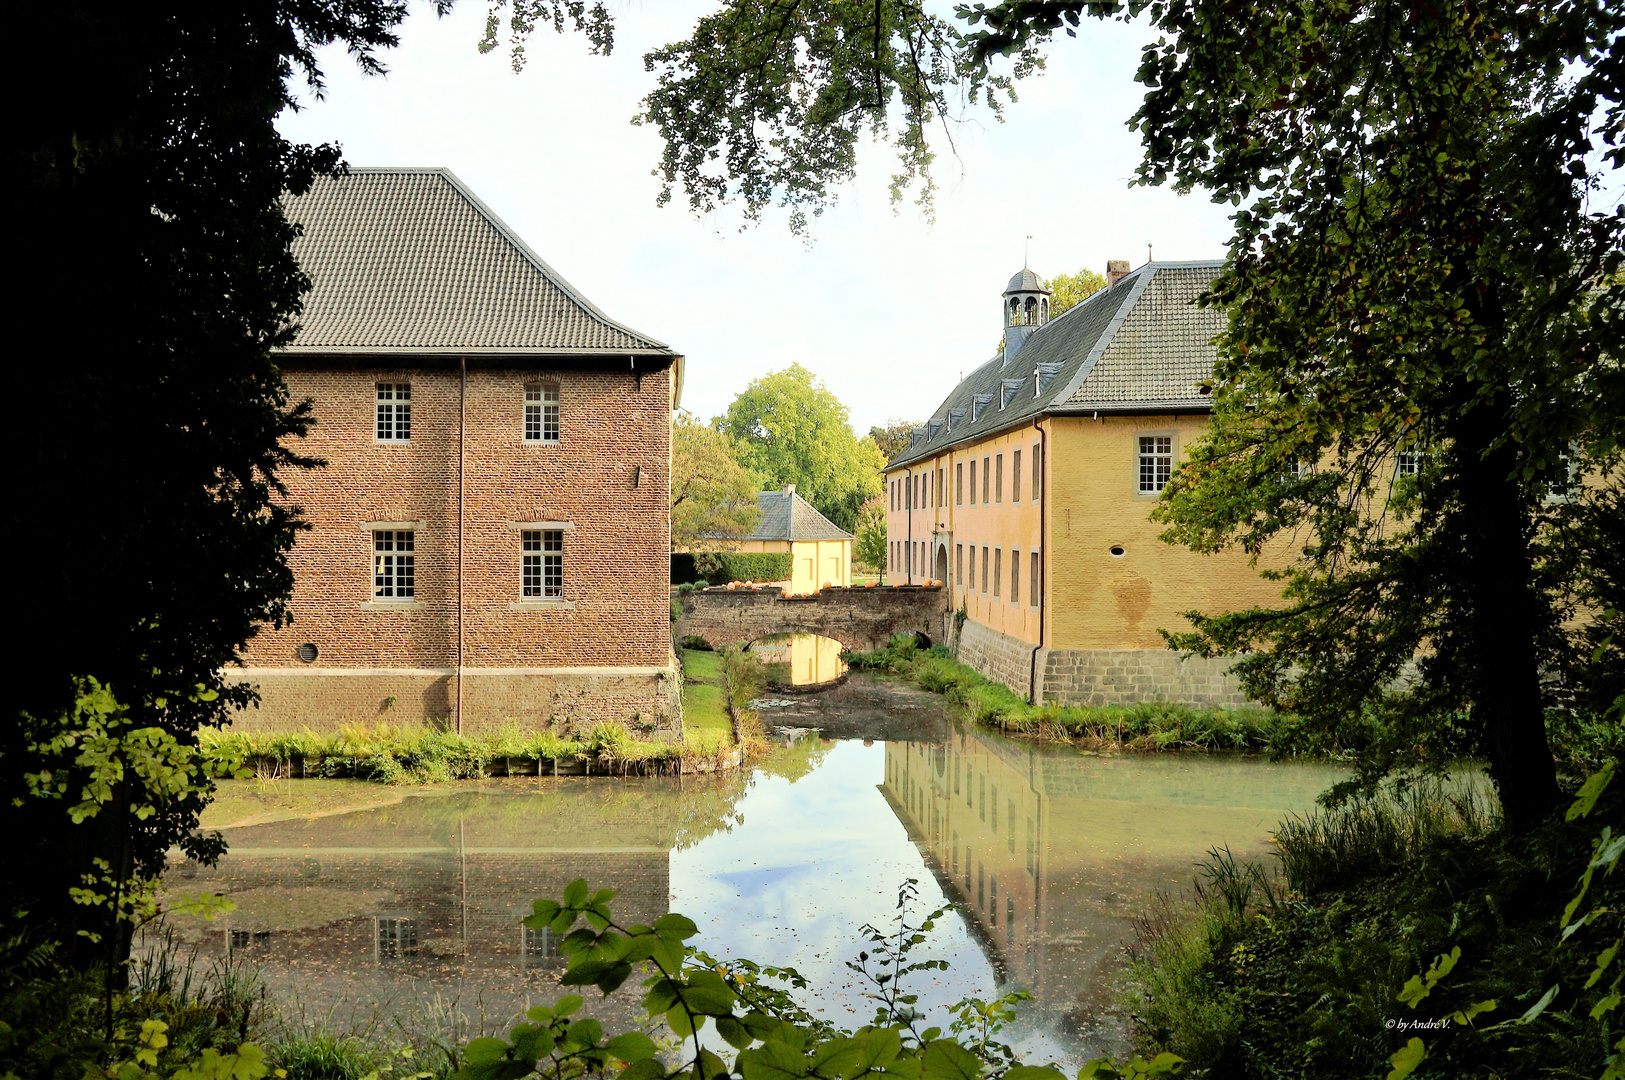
[934,546,949,586]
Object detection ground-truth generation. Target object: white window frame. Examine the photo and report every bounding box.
[1136,433,1175,495]
[375,382,411,442]
[524,382,560,443]
[1544,442,1579,503]
[1395,440,1427,479]
[371,529,415,600]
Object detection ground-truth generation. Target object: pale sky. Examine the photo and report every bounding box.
[276,1,1239,435]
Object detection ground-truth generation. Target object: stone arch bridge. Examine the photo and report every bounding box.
[674,585,947,654]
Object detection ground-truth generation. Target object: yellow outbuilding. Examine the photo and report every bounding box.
[883,260,1283,707]
[727,485,854,594]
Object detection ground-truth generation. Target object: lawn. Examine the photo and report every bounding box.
[680,647,733,747]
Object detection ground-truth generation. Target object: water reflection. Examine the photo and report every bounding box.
[751,633,847,687]
[159,702,1340,1063]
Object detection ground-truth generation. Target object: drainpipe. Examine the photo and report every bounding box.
[457,357,466,734]
[1028,419,1047,705]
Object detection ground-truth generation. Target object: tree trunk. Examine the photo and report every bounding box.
[1451,409,1563,831]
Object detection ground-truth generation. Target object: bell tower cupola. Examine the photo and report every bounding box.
[1002,267,1051,365]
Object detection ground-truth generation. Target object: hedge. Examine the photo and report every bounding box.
[672,551,793,585]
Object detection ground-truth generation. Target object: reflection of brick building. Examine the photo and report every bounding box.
[231,169,683,734]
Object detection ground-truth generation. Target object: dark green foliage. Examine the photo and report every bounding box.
[964,0,1625,831]
[7,0,411,960]
[682,552,795,586]
[1124,774,1622,1079]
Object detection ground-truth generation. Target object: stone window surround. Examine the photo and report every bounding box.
[359,520,423,609]
[508,521,576,610]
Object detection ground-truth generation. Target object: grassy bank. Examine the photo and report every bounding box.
[844,634,1330,755]
[1122,771,1622,1079]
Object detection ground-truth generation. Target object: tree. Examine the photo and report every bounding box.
[718,365,885,533]
[854,497,888,572]
[1047,266,1109,318]
[960,1,1625,829]
[7,1,410,960]
[869,419,925,463]
[671,410,761,550]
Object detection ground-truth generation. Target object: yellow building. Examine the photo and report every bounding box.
[883,261,1283,706]
[727,485,853,594]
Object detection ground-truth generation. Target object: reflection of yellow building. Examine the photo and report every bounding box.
[879,726,1338,1025]
[728,486,853,594]
[752,634,849,686]
[882,262,1284,706]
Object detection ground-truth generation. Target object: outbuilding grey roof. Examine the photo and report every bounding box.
[742,490,854,543]
[888,261,1225,469]
[1005,267,1050,293]
[280,168,675,357]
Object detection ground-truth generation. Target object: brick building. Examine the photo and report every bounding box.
[231,168,683,735]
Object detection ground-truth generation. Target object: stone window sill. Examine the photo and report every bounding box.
[359,601,422,611]
[510,599,576,611]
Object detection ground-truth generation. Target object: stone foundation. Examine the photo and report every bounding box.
[952,617,1251,707]
[954,618,1040,698]
[225,664,682,738]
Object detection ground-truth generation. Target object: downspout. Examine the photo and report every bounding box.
[1029,418,1047,705]
[457,357,466,734]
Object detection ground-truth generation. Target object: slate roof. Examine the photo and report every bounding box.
[742,490,854,543]
[1005,267,1050,293]
[280,168,675,357]
[888,261,1224,469]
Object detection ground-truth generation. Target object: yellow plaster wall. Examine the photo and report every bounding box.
[789,538,851,593]
[885,425,1045,644]
[1044,415,1283,650]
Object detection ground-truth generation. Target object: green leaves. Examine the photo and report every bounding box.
[1397,946,1460,1009]
[1384,1037,1425,1080]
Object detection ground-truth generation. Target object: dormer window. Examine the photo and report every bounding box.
[927,419,945,440]
[946,408,967,430]
[972,394,994,421]
[1035,363,1064,394]
[1000,378,1024,408]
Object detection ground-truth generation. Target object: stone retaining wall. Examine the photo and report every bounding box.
[951,616,1251,707]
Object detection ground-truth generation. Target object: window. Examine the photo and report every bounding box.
[982,456,991,502]
[969,460,977,505]
[993,549,1002,598]
[979,774,985,819]
[1010,549,1020,604]
[1030,552,1040,608]
[376,383,411,441]
[890,480,896,511]
[995,454,1003,503]
[1546,443,1578,502]
[373,530,415,599]
[524,383,560,442]
[967,545,976,590]
[981,547,989,593]
[375,917,418,959]
[955,543,964,586]
[1006,896,1015,942]
[956,463,963,505]
[1007,800,1016,852]
[1032,443,1042,501]
[521,529,563,598]
[1396,440,1427,478]
[990,785,998,829]
[1138,435,1173,493]
[1011,450,1021,502]
[522,924,560,958]
[937,468,943,508]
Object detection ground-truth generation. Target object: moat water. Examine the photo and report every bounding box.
[159,674,1342,1065]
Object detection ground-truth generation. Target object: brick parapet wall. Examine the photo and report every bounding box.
[953,617,1251,708]
[235,363,675,733]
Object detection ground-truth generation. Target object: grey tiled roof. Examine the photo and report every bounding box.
[281,168,674,356]
[741,491,854,542]
[1005,267,1050,293]
[888,261,1223,469]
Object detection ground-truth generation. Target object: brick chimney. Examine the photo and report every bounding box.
[1106,259,1131,287]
